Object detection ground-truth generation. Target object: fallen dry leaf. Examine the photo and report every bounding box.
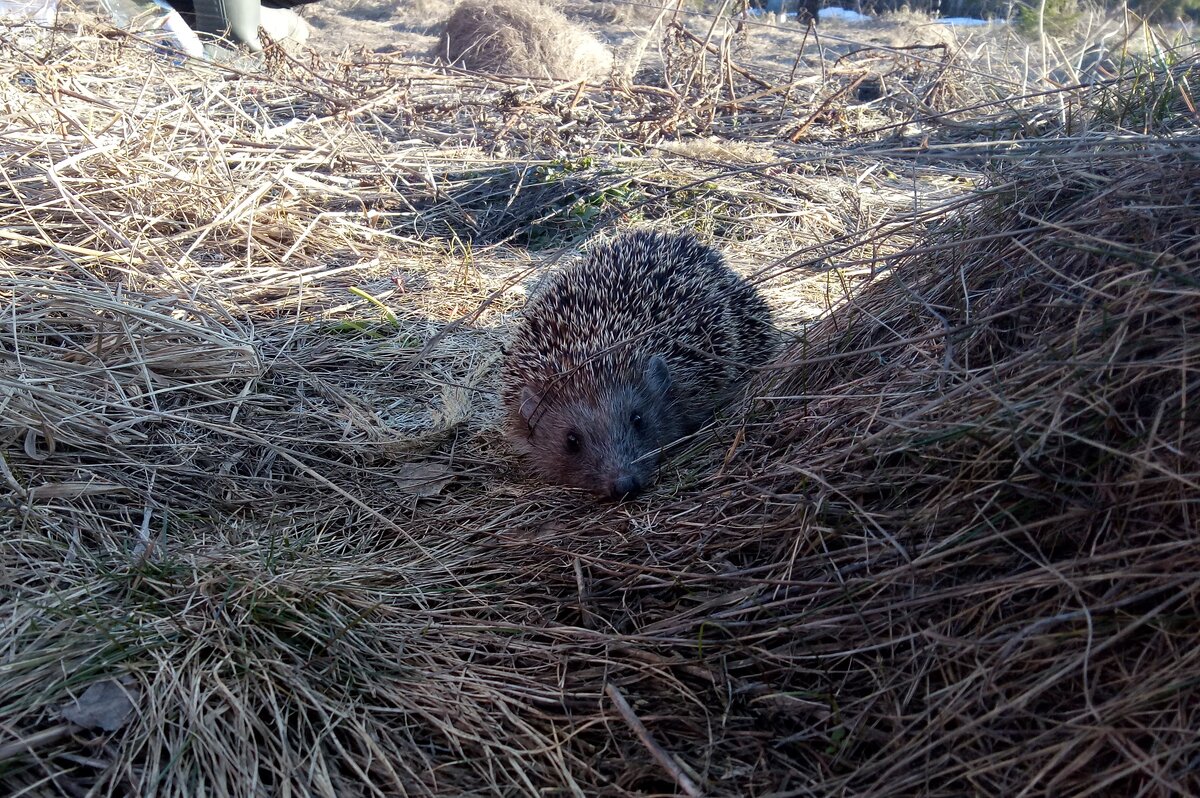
[393,462,452,497]
[61,679,138,732]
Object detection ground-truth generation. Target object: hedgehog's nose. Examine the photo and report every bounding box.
[610,475,643,500]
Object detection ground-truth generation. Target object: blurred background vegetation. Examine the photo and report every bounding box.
[750,0,1200,24]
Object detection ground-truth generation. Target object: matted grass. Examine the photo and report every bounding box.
[1,5,1198,797]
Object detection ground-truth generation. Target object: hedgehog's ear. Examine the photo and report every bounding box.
[518,384,543,426]
[644,355,671,397]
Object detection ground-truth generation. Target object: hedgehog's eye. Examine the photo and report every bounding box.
[565,432,582,454]
[630,411,643,430]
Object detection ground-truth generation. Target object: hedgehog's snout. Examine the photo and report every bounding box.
[608,474,644,501]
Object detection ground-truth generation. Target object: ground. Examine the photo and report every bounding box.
[1,2,1197,796]
[301,0,969,66]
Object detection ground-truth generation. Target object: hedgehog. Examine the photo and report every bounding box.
[501,230,776,499]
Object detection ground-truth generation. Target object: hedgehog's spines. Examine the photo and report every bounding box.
[500,229,775,493]
[502,229,773,408]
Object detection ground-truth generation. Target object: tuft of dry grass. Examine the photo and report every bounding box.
[434,0,614,81]
[721,140,1200,793]
[2,6,1199,798]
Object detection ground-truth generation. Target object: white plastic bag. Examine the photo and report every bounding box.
[0,0,59,25]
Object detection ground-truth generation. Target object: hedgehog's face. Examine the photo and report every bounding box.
[518,355,674,500]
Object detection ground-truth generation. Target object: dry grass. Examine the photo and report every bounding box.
[732,139,1200,793]
[1,6,1199,797]
[433,0,614,81]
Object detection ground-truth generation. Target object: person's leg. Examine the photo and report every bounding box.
[259,5,309,51]
[191,0,263,52]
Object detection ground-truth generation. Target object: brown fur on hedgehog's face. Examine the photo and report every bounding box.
[516,356,676,500]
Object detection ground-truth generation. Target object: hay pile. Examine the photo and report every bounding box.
[435,0,613,81]
[713,140,1200,792]
[463,140,1200,795]
[2,9,1199,798]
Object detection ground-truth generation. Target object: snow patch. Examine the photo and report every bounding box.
[936,16,997,26]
